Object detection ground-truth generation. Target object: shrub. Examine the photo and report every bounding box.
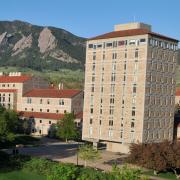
[47,164,79,180]
[111,165,145,180]
[23,157,55,175]
[77,168,113,180]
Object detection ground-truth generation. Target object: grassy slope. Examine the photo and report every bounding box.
[0,171,46,180]
[0,66,84,89]
[144,170,177,180]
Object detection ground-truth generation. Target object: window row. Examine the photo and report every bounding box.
[24,108,67,114]
[91,51,139,61]
[0,83,16,88]
[149,38,178,51]
[27,98,65,105]
[88,39,146,49]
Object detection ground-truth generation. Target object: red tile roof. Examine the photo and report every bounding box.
[176,88,180,96]
[19,111,83,120]
[23,89,82,98]
[0,75,32,83]
[89,29,178,42]
[19,111,65,120]
[0,89,17,93]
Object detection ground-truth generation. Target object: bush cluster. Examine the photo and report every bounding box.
[0,152,146,180]
[127,141,180,178]
[22,157,146,180]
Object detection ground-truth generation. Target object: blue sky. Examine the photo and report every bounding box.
[0,0,179,40]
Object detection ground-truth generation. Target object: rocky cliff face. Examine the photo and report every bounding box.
[0,20,86,71]
[38,27,57,53]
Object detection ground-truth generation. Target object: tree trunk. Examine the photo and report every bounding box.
[153,170,158,175]
[65,138,67,143]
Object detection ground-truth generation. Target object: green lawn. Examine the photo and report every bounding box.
[0,170,46,180]
[144,171,177,180]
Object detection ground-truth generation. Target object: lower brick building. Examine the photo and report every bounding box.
[0,72,83,135]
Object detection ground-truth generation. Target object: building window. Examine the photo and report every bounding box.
[47,109,49,112]
[131,122,135,128]
[112,63,116,71]
[47,99,50,104]
[129,39,136,45]
[111,84,115,94]
[59,99,64,105]
[90,118,93,124]
[140,38,146,44]
[120,131,123,139]
[40,99,43,104]
[133,84,137,93]
[88,44,93,48]
[40,120,42,123]
[92,64,95,71]
[111,73,116,82]
[49,121,51,124]
[91,84,95,92]
[90,108,93,114]
[92,76,95,82]
[106,42,112,47]
[56,110,59,113]
[125,52,127,58]
[124,63,126,70]
[123,75,126,82]
[118,40,125,46]
[109,106,114,115]
[112,53,117,59]
[27,98,32,104]
[13,84,15,87]
[135,50,138,58]
[110,98,114,104]
[64,110,67,113]
[97,44,102,48]
[31,108,34,112]
[132,110,135,116]
[40,109,42,112]
[25,108,27,111]
[93,52,96,60]
[101,86,104,93]
[109,120,113,126]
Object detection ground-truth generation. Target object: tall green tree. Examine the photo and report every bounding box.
[79,144,100,167]
[56,113,78,142]
[0,107,19,142]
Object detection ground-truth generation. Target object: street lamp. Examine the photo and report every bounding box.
[76,141,79,166]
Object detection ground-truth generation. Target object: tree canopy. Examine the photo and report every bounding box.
[56,113,78,142]
[128,141,180,178]
[0,106,19,142]
[79,144,100,167]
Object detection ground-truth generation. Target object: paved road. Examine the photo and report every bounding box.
[5,139,127,171]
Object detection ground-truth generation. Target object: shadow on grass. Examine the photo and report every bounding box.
[0,151,31,173]
[0,135,40,149]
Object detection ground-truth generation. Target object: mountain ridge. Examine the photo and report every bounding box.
[0,20,86,71]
